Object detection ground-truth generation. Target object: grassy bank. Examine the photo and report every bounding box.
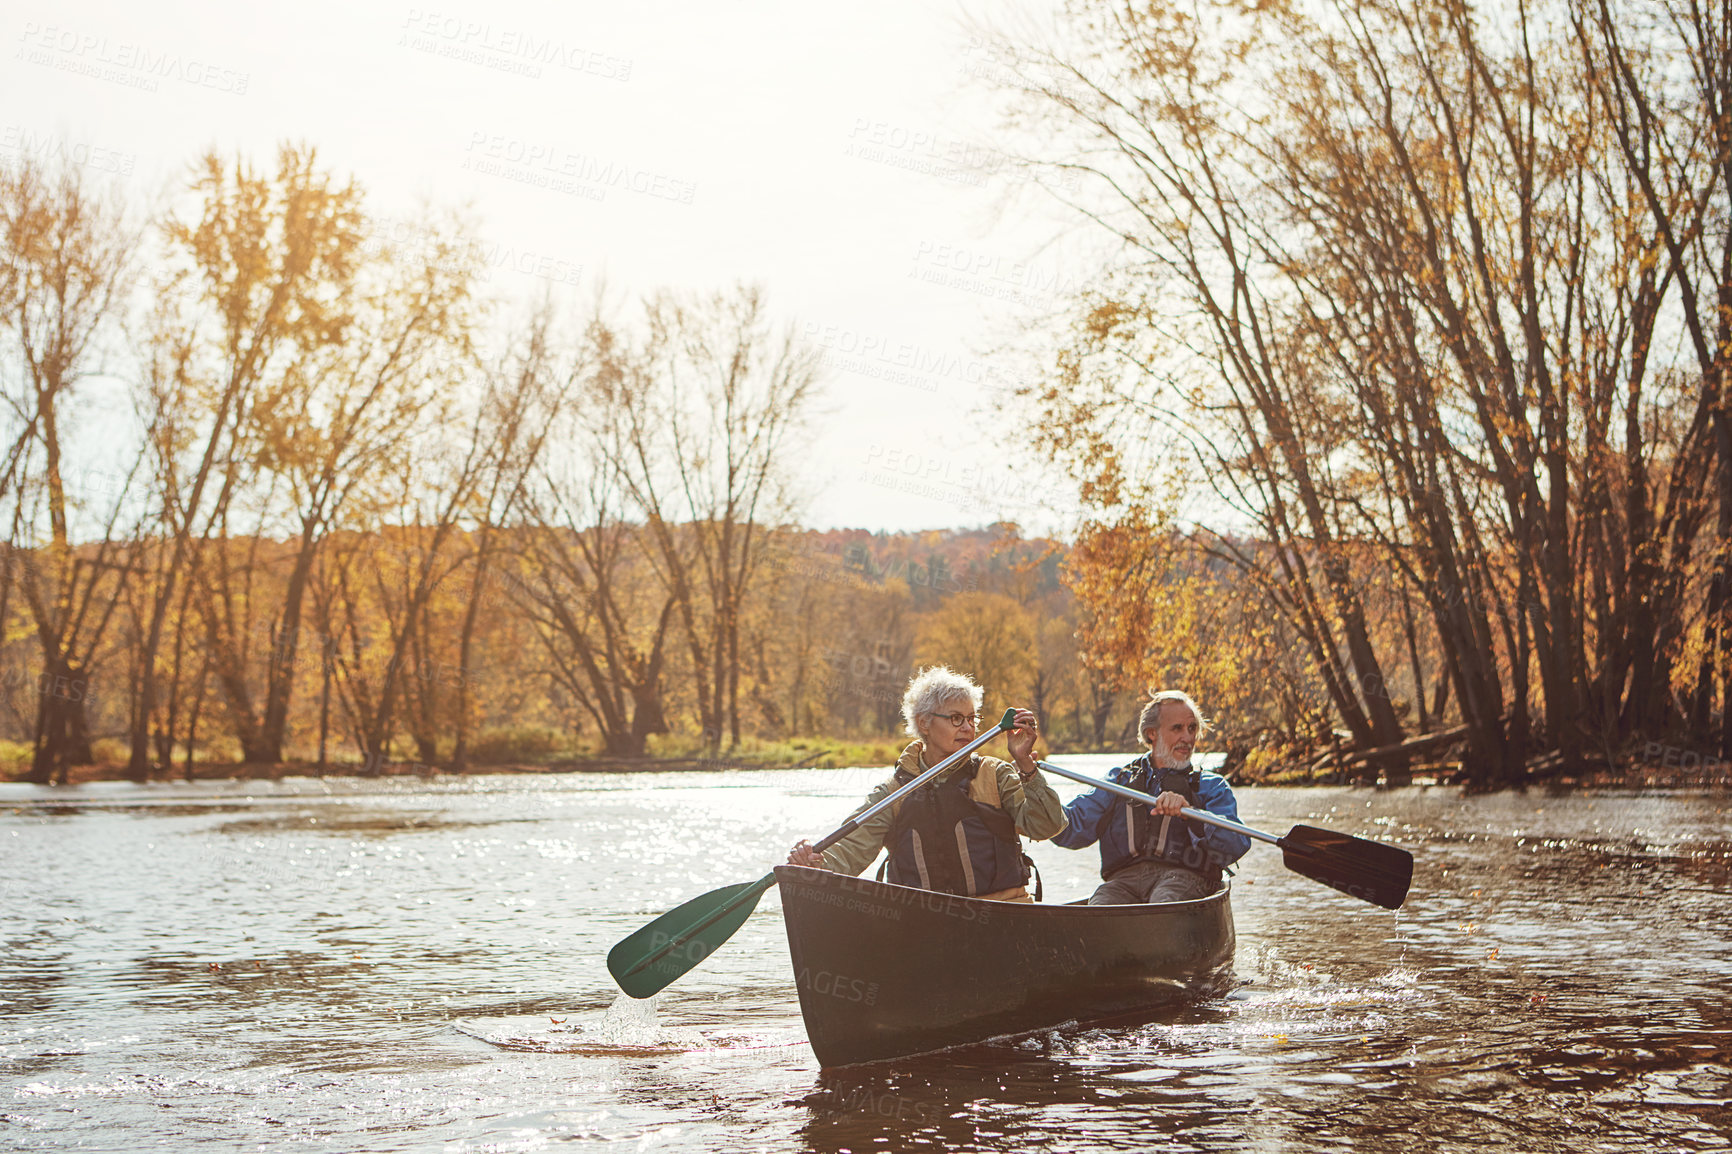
[1,733,913,785]
[13,735,1726,789]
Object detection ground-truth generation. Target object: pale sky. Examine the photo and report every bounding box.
[5,0,1103,534]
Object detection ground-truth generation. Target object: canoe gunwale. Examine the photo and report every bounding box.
[774,863,1232,917]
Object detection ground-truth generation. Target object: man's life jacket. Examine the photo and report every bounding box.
[1102,757,1217,881]
[879,757,1031,897]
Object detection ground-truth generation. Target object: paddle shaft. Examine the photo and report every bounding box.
[623,709,1019,979]
[1035,759,1278,845]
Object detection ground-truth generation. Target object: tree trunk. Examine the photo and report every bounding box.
[450,534,494,772]
[251,520,324,762]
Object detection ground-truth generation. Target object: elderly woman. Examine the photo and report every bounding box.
[787,666,1066,902]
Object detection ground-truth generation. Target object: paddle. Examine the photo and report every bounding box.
[608,708,1021,998]
[1035,760,1414,910]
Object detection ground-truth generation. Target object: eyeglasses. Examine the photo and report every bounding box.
[925,711,979,729]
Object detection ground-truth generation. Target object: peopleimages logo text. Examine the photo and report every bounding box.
[17,22,250,93]
[463,133,696,204]
[400,10,632,80]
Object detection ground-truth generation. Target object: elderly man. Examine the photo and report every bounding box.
[788,665,1066,902]
[1054,690,1250,904]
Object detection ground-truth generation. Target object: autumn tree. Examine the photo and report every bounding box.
[987,0,1725,786]
[814,575,918,735]
[742,533,850,736]
[1574,0,1732,752]
[448,308,564,770]
[916,591,1037,709]
[585,285,820,752]
[227,207,479,763]
[132,144,370,778]
[514,465,677,758]
[0,157,139,782]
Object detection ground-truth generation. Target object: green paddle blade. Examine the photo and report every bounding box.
[607,873,777,998]
[1279,825,1414,910]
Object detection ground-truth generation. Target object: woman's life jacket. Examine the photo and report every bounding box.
[1105,757,1216,880]
[880,756,1031,897]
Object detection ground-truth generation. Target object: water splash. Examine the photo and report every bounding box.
[457,995,710,1055]
[579,994,707,1050]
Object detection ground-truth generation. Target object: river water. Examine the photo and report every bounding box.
[2,756,1728,1152]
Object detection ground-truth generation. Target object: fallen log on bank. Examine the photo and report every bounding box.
[1310,723,1471,782]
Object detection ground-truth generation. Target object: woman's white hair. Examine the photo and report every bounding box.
[1137,690,1209,748]
[900,665,984,737]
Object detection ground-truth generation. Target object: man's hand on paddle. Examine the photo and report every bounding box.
[1148,791,1188,816]
[788,839,825,868]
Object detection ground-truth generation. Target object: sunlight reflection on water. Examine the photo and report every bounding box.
[2,761,1729,1152]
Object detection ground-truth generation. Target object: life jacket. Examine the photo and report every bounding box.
[878,749,1031,898]
[1102,757,1217,880]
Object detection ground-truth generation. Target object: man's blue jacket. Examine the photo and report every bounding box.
[1051,757,1252,878]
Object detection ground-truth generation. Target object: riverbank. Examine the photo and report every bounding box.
[9,752,1729,790]
[1,733,914,786]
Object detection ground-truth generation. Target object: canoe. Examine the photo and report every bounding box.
[774,864,1235,1067]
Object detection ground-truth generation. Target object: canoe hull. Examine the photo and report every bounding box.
[775,865,1235,1067]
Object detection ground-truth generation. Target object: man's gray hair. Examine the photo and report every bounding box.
[1137,690,1209,748]
[900,665,984,737]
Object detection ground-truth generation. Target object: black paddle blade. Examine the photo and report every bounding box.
[607,874,776,998]
[1278,825,1413,910]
